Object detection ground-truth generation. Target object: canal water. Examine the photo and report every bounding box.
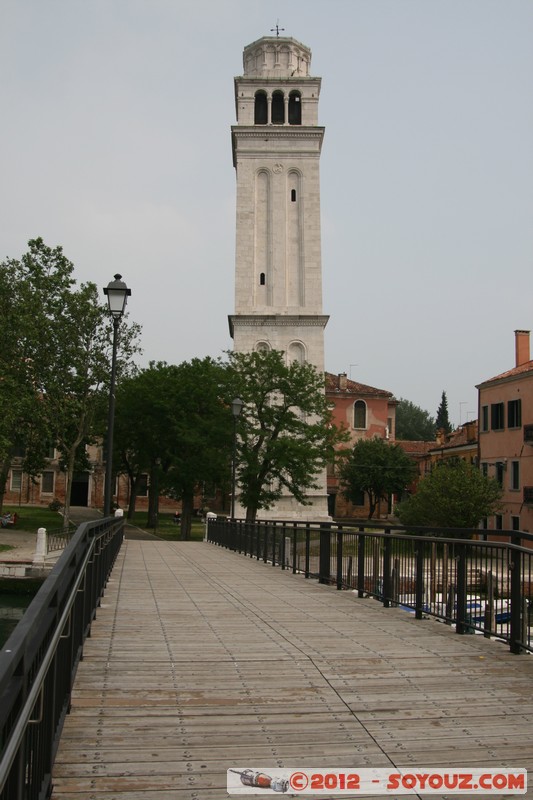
[0,593,37,648]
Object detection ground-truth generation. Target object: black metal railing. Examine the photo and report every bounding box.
[44,524,77,554]
[207,519,533,655]
[0,515,124,800]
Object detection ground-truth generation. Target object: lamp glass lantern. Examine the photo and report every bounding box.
[231,397,244,418]
[104,274,131,319]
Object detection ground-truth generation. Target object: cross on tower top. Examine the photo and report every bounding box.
[270,22,285,38]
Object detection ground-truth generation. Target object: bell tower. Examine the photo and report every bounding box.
[229,35,329,520]
[229,34,328,367]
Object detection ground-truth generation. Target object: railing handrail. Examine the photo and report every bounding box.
[0,525,96,787]
[228,517,533,545]
[0,515,124,799]
[207,518,533,655]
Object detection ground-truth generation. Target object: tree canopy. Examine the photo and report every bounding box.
[395,398,436,441]
[228,350,347,522]
[113,359,233,537]
[339,437,417,519]
[0,238,140,517]
[396,459,502,531]
[435,390,452,434]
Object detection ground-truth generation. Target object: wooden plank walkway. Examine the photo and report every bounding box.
[51,539,533,799]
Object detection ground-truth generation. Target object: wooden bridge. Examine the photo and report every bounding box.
[49,536,533,799]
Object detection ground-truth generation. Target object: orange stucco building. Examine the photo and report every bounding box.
[476,330,533,534]
[325,372,397,518]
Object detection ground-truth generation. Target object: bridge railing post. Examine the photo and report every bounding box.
[319,523,331,585]
[510,537,523,654]
[33,528,47,568]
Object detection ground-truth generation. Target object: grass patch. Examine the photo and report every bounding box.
[127,511,207,542]
[0,544,14,553]
[2,506,65,533]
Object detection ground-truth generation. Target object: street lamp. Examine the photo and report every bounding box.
[231,397,243,518]
[103,274,131,516]
[153,457,161,533]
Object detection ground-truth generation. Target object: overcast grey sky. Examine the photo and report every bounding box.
[2,0,532,426]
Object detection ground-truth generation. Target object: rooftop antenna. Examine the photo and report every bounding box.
[270,21,285,38]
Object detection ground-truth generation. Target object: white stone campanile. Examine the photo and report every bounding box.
[229,35,329,520]
[229,35,328,364]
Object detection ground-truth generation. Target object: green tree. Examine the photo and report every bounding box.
[228,350,348,522]
[395,398,436,441]
[48,279,140,524]
[113,359,233,538]
[396,459,502,531]
[435,390,452,434]
[339,437,417,519]
[0,243,62,508]
[0,238,141,519]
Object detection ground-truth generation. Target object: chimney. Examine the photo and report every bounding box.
[515,330,530,367]
[338,372,347,391]
[465,420,477,442]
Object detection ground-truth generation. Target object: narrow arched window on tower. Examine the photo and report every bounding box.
[259,272,266,285]
[254,91,268,125]
[291,189,296,202]
[288,342,306,365]
[289,91,302,125]
[271,90,284,124]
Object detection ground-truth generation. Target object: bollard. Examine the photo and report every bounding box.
[205,511,216,541]
[33,527,47,567]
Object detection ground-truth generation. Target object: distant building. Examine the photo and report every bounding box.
[3,443,104,510]
[477,329,533,534]
[428,421,478,467]
[1,442,190,517]
[325,372,397,518]
[396,421,479,508]
[395,439,435,487]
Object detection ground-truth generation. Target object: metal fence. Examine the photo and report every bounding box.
[0,515,124,800]
[44,524,77,554]
[206,519,533,655]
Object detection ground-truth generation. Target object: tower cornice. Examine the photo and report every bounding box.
[232,127,324,137]
[232,127,324,165]
[229,314,329,338]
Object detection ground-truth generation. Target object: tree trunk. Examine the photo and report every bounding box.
[367,491,376,520]
[62,448,78,530]
[245,506,257,523]
[180,490,194,540]
[147,464,158,528]
[0,454,11,514]
[127,474,137,520]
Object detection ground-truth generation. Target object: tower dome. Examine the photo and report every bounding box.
[242,36,312,79]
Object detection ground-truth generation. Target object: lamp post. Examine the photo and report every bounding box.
[153,457,161,533]
[231,397,243,518]
[103,274,131,517]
